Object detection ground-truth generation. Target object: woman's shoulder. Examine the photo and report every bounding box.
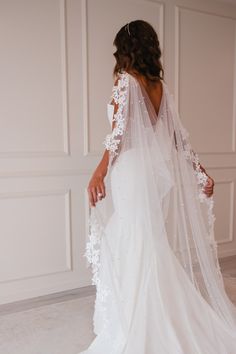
[113,71,130,89]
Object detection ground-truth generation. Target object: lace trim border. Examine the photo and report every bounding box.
[180,127,221,276]
[103,73,129,159]
[83,209,110,331]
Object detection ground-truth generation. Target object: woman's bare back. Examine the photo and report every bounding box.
[129,71,163,116]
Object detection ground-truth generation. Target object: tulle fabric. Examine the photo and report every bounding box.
[80,72,236,353]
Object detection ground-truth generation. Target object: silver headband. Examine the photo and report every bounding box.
[125,23,131,36]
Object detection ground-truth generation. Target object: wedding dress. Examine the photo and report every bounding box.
[80,71,236,354]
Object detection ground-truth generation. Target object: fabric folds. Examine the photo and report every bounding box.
[80,72,236,354]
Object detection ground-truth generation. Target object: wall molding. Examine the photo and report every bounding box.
[82,0,89,157]
[0,188,73,284]
[0,0,70,158]
[174,5,236,155]
[215,180,235,245]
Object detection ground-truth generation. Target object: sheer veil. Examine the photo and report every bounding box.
[83,71,236,352]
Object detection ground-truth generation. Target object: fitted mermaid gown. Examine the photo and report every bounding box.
[80,72,236,354]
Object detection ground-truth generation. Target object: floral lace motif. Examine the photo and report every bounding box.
[84,209,110,331]
[179,126,221,276]
[103,72,129,160]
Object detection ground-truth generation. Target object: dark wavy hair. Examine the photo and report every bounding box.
[113,20,164,82]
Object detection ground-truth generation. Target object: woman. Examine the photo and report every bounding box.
[81,20,236,353]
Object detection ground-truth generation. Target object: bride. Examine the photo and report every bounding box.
[81,20,236,353]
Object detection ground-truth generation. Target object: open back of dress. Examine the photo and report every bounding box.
[81,72,236,354]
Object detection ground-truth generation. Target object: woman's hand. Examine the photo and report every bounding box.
[87,151,109,207]
[199,164,214,198]
[203,175,214,197]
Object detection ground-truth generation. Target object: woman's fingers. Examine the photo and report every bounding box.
[203,176,214,197]
[87,177,106,207]
[96,181,106,201]
[204,185,212,192]
[87,186,97,207]
[204,185,213,192]
[100,181,106,198]
[91,187,98,205]
[205,190,213,197]
[204,177,214,197]
[96,186,103,200]
[87,188,95,207]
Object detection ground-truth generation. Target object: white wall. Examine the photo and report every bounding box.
[0,0,236,304]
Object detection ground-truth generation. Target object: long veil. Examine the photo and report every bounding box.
[83,71,236,353]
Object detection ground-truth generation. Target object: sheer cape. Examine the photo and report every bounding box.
[82,72,236,353]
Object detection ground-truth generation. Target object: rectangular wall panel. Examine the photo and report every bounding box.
[175,2,236,258]
[0,190,72,282]
[176,6,236,154]
[0,174,91,304]
[214,181,234,242]
[210,169,236,257]
[0,0,69,156]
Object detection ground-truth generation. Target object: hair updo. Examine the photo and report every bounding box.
[113,20,164,82]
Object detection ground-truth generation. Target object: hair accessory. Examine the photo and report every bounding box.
[125,23,131,36]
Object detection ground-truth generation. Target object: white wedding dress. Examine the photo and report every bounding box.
[80,72,236,354]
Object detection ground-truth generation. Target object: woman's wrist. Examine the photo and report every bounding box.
[95,150,109,178]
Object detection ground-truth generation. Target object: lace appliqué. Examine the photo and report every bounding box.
[180,126,221,276]
[84,209,110,331]
[103,73,129,159]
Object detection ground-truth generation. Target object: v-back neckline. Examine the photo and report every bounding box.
[127,72,164,121]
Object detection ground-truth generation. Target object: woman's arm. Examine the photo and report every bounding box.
[87,100,119,208]
[87,73,129,207]
[87,149,109,207]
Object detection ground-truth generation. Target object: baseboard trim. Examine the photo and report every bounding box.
[0,285,95,316]
[218,249,236,259]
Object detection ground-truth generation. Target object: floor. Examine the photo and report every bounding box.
[0,256,235,354]
[0,294,96,354]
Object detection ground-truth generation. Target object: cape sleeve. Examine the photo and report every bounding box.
[177,125,210,202]
[102,72,129,165]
